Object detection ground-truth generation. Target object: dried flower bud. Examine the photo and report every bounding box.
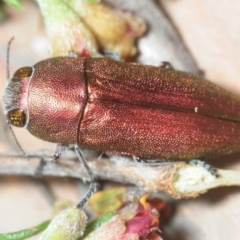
[36,0,99,57]
[40,206,87,240]
[83,211,161,240]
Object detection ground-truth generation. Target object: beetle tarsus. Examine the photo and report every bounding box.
[34,144,65,176]
[52,144,66,161]
[75,145,96,208]
[189,159,219,177]
[44,144,66,162]
[132,156,156,163]
[160,61,173,69]
[132,156,178,166]
[34,157,46,177]
[68,50,77,58]
[132,155,140,162]
[103,51,121,60]
[98,152,110,160]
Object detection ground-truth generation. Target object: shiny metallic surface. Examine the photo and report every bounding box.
[77,57,240,159]
[85,58,240,121]
[16,56,240,159]
[27,57,87,144]
[79,98,240,160]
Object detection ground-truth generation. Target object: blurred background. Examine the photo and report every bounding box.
[0,0,240,239]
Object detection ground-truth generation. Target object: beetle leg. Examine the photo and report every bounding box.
[132,156,154,163]
[103,51,121,60]
[68,50,78,58]
[132,156,159,163]
[98,152,105,160]
[132,156,176,166]
[34,157,46,177]
[189,159,219,177]
[75,145,96,208]
[34,144,66,177]
[159,61,173,69]
[132,155,140,162]
[43,144,66,162]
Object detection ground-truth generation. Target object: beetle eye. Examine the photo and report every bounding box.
[13,67,32,78]
[7,109,26,127]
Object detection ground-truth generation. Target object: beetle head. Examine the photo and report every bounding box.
[3,66,33,128]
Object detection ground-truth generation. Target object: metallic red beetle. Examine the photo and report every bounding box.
[3,57,240,161]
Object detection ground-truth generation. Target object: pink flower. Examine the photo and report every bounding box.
[84,210,161,240]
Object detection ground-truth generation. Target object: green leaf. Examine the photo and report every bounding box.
[88,187,127,214]
[3,0,23,9]
[86,0,101,3]
[0,220,50,240]
[0,8,5,20]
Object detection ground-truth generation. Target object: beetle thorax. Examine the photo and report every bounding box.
[25,57,87,144]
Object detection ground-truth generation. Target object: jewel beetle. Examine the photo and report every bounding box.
[3,56,240,161]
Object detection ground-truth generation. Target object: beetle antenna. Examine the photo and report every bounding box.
[6,37,14,79]
[7,124,27,156]
[6,37,27,157]
[74,145,96,208]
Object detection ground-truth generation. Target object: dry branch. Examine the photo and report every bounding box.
[1,150,240,199]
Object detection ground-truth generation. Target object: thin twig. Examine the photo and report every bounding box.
[1,150,240,198]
